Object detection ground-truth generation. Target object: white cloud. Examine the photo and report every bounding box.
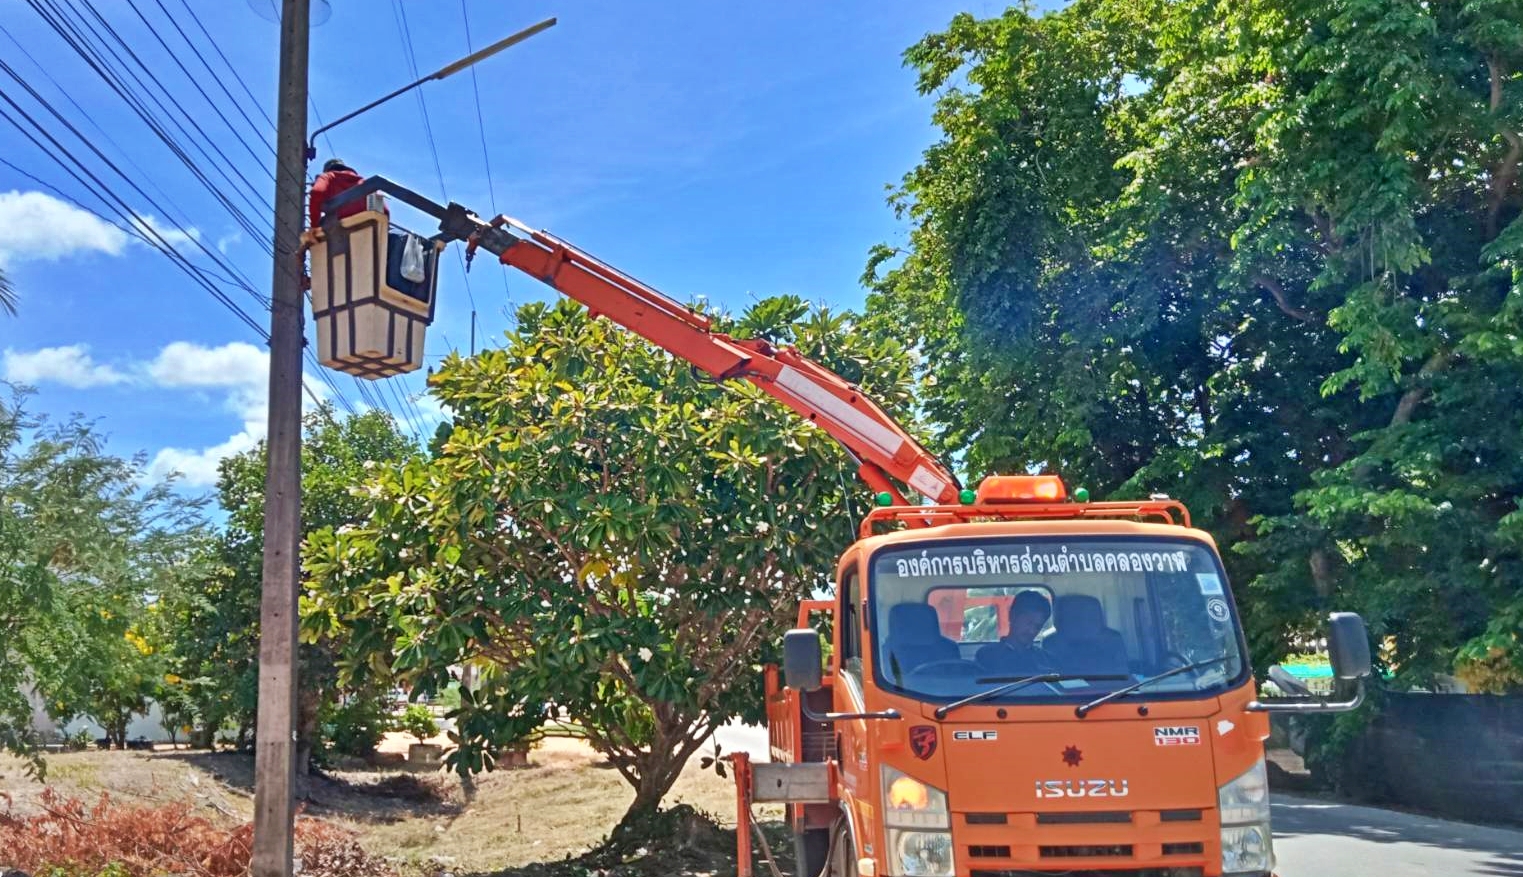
[216,232,242,254]
[3,344,128,388]
[3,338,337,488]
[130,215,201,251]
[0,190,129,265]
[145,340,268,391]
[0,190,204,266]
[141,341,329,487]
[148,422,262,488]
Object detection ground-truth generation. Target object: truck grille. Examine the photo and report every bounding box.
[1035,810,1132,824]
[1040,844,1134,859]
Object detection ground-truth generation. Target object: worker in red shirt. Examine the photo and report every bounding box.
[307,158,369,228]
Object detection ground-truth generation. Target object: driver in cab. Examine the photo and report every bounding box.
[976,590,1056,675]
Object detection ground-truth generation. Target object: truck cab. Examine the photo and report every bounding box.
[763,475,1371,877]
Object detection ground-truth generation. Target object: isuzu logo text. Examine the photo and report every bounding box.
[1034,779,1131,799]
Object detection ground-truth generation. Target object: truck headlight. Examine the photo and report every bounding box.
[882,766,949,829]
[888,829,955,877]
[1221,824,1272,874]
[1218,757,1273,875]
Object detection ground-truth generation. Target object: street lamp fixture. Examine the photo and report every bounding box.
[304,16,556,161]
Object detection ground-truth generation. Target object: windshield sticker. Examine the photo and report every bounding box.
[1206,598,1230,623]
[1196,573,1223,595]
[889,547,1191,578]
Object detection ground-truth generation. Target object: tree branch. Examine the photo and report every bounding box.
[1390,348,1454,428]
[1253,274,1316,323]
[1487,58,1522,241]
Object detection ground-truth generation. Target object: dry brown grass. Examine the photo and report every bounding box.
[0,737,787,877]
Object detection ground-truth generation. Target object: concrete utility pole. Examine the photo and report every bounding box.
[252,0,308,873]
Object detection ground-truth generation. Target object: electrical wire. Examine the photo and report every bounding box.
[0,54,271,312]
[26,0,275,251]
[0,20,203,242]
[144,0,277,160]
[8,2,361,419]
[122,0,275,178]
[382,377,424,445]
[0,99,268,338]
[59,0,275,225]
[175,0,274,131]
[391,0,479,354]
[36,0,274,241]
[460,0,513,308]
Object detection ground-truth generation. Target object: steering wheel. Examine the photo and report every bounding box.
[907,660,979,677]
[1162,650,1191,669]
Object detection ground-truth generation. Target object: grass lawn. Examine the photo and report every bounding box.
[0,735,793,877]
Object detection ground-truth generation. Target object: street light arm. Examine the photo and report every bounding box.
[434,17,556,80]
[304,17,556,161]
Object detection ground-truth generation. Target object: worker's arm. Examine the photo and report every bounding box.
[308,173,330,228]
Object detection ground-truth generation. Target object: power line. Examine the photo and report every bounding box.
[145,0,277,160]
[0,20,204,242]
[9,2,359,419]
[0,156,250,291]
[460,0,513,309]
[60,0,274,223]
[0,97,268,338]
[175,0,275,131]
[26,0,274,251]
[391,0,479,355]
[122,0,276,179]
[0,51,271,312]
[382,376,424,444]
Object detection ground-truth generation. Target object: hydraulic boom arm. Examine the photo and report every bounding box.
[321,177,961,505]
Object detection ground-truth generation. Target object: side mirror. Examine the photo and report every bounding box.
[782,628,823,692]
[1327,612,1372,680]
[1248,611,1371,714]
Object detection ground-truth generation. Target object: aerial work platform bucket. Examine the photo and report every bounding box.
[309,205,441,379]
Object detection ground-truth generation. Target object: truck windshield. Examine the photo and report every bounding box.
[868,537,1247,703]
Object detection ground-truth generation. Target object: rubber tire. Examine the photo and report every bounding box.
[828,819,859,877]
[793,828,830,877]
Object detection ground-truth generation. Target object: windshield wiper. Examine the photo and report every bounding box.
[934,673,1126,720]
[1074,656,1233,718]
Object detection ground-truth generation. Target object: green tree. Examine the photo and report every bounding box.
[304,297,918,825]
[159,404,419,764]
[0,384,205,770]
[868,0,1522,683]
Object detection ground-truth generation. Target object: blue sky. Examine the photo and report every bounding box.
[0,0,1021,493]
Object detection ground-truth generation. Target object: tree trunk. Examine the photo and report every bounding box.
[295,682,321,775]
[610,721,715,837]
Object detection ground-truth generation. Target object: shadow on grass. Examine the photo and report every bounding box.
[464,806,800,877]
[157,750,464,825]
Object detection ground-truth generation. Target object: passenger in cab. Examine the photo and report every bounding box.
[976,590,1055,675]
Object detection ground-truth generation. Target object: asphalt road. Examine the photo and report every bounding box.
[710,723,1523,876]
[1272,794,1523,877]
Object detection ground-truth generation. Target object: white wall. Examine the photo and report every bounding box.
[26,686,175,743]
